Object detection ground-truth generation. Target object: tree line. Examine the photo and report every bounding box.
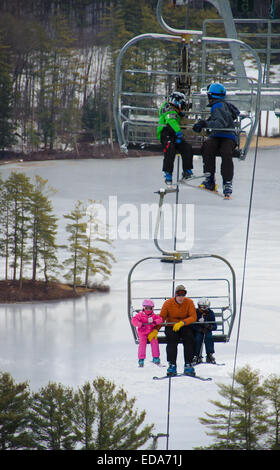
[0,0,279,153]
[0,371,153,450]
[1,364,279,450]
[0,172,115,289]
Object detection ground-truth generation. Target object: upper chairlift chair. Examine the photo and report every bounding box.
[114,0,263,160]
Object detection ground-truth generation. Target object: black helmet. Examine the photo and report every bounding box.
[168,91,187,112]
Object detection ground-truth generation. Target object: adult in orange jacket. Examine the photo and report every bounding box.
[158,284,196,376]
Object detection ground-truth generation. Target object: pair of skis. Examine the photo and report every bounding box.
[165,175,232,200]
[165,174,203,191]
[153,373,212,382]
[153,361,225,382]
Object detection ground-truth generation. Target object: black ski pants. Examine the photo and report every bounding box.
[201,137,235,183]
[165,325,195,365]
[161,127,193,174]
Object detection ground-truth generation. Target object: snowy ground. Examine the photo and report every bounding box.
[0,146,280,450]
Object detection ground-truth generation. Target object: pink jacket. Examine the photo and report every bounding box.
[131,310,163,337]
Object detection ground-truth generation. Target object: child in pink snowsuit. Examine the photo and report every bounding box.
[131,299,163,367]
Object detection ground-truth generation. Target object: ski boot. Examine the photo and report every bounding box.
[200,174,217,192]
[164,171,173,187]
[181,169,193,180]
[152,357,160,365]
[206,353,216,364]
[223,181,232,199]
[138,359,144,367]
[167,363,177,376]
[192,355,202,365]
[184,363,196,376]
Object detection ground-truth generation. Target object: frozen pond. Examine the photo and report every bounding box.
[0,149,280,449]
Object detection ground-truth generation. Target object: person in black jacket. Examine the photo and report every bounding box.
[192,298,217,364]
[192,83,240,198]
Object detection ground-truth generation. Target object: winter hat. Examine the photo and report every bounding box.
[142,299,155,308]
[175,285,187,296]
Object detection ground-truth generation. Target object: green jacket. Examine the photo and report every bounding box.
[157,102,182,141]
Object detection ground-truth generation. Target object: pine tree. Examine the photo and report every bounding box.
[263,374,280,450]
[198,365,268,450]
[0,372,33,450]
[64,200,115,289]
[30,382,76,450]
[0,174,4,263]
[29,175,59,283]
[72,381,96,449]
[63,200,88,290]
[0,176,12,279]
[0,36,16,151]
[90,377,153,450]
[83,200,115,287]
[4,172,33,283]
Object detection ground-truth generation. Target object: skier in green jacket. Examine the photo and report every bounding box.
[157,91,193,186]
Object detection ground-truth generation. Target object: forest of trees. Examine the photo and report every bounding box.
[0,172,115,288]
[0,371,153,450]
[0,0,279,154]
[1,365,280,449]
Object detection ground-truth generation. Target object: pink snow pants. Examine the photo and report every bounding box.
[138,334,160,359]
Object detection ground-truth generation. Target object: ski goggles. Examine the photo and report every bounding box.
[175,290,186,297]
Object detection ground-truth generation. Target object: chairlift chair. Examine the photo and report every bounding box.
[114,0,263,159]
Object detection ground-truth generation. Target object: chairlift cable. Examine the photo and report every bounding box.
[171,157,181,297]
[226,126,260,447]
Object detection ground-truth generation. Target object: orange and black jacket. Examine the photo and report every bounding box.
[157,297,197,329]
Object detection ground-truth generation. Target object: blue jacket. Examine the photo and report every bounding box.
[192,308,217,333]
[206,99,240,141]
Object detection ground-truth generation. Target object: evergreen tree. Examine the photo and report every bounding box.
[90,377,153,450]
[64,200,115,289]
[83,200,115,287]
[198,365,268,450]
[0,372,33,450]
[63,200,88,290]
[0,36,16,151]
[29,175,59,283]
[30,382,76,450]
[0,175,12,279]
[0,174,4,262]
[263,374,280,449]
[4,172,33,283]
[72,381,96,449]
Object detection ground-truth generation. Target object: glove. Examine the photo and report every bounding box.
[192,120,207,133]
[147,317,153,324]
[199,317,204,323]
[175,131,183,143]
[148,329,158,342]
[173,321,185,332]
